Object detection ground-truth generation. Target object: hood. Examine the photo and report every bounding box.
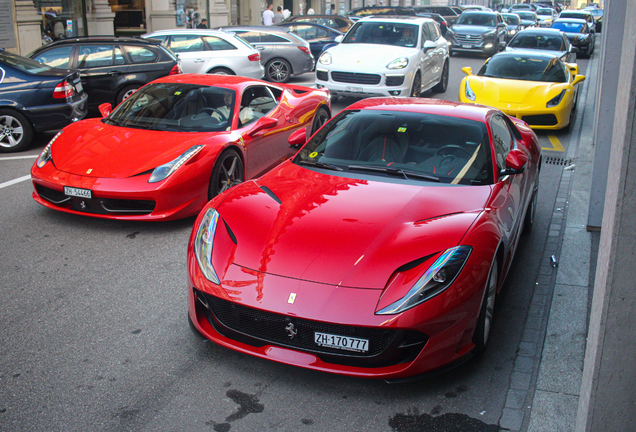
[451,25,496,35]
[467,75,566,106]
[50,119,228,178]
[329,43,417,71]
[215,162,491,289]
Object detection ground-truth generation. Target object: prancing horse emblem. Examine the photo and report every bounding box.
[285,323,297,339]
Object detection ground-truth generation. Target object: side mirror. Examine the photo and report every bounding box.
[288,128,307,149]
[247,116,278,136]
[423,40,436,52]
[500,148,528,176]
[572,74,586,86]
[566,62,579,75]
[461,66,473,75]
[498,41,506,51]
[98,103,112,118]
[335,35,344,43]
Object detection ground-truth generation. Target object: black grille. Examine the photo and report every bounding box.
[331,71,381,85]
[455,34,482,43]
[195,289,428,368]
[316,70,328,81]
[386,75,405,86]
[34,184,70,205]
[522,114,558,126]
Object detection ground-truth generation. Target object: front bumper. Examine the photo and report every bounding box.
[315,68,413,99]
[449,37,498,55]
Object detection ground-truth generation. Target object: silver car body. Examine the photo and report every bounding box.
[142,29,264,79]
[315,16,450,99]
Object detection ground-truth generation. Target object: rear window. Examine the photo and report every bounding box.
[3,51,55,74]
[551,21,584,32]
[125,46,157,63]
[31,46,72,69]
[203,36,238,50]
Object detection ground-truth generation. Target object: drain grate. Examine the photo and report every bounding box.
[544,156,572,165]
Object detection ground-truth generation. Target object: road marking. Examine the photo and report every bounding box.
[0,155,38,161]
[0,174,31,190]
[542,134,565,152]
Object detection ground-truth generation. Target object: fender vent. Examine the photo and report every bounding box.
[544,157,572,165]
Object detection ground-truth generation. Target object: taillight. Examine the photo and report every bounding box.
[248,53,260,62]
[53,81,76,99]
[169,63,182,75]
[297,46,311,55]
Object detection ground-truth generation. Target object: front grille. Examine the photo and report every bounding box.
[522,114,558,126]
[386,75,405,86]
[331,71,381,85]
[35,184,155,215]
[316,70,328,81]
[196,289,428,368]
[35,184,70,205]
[455,34,482,43]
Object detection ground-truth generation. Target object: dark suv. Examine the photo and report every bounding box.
[29,37,181,114]
[447,11,508,55]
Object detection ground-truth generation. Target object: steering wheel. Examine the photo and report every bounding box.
[198,107,228,122]
[435,145,473,159]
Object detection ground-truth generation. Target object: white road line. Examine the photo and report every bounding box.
[0,175,31,189]
[0,155,38,161]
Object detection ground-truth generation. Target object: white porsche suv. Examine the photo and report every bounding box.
[315,16,450,101]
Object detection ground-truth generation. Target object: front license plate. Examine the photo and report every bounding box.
[315,332,369,353]
[462,44,473,49]
[64,186,92,199]
[345,86,363,93]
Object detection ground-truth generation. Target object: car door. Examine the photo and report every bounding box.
[233,31,274,65]
[74,44,129,108]
[419,23,437,88]
[166,34,207,73]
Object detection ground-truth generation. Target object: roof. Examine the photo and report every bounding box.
[41,36,162,46]
[357,16,437,24]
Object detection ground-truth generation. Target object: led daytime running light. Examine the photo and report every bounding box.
[36,130,62,168]
[194,208,221,284]
[149,145,203,183]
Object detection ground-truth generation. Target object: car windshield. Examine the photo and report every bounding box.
[552,22,584,32]
[294,109,493,185]
[343,22,419,47]
[1,51,55,74]
[105,83,237,132]
[536,8,553,15]
[456,13,496,26]
[503,15,520,25]
[508,34,565,51]
[478,55,568,82]
[516,12,536,20]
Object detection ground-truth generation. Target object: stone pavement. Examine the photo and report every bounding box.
[498,52,600,431]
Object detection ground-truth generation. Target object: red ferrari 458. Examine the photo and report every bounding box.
[187,97,541,380]
[31,74,331,221]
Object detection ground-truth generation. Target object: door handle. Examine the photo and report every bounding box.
[107,71,121,76]
[256,46,265,50]
[194,59,205,63]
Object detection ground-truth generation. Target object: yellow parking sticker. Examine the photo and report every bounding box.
[542,134,565,152]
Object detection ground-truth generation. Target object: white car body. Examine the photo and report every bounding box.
[536,8,558,27]
[315,16,450,99]
[142,29,264,79]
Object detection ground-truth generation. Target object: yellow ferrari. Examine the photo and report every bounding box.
[459,51,585,130]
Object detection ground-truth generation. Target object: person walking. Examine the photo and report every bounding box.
[263,4,274,25]
[197,18,208,29]
[274,6,284,24]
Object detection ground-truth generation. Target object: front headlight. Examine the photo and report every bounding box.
[510,29,517,35]
[546,89,566,107]
[465,79,476,101]
[36,131,63,168]
[194,208,221,284]
[387,57,409,70]
[149,145,203,183]
[483,29,497,38]
[376,246,472,315]
[318,51,332,65]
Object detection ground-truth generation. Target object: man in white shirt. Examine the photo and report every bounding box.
[263,4,274,25]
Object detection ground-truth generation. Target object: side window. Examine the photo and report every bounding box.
[77,45,115,68]
[149,35,168,45]
[261,33,289,43]
[125,46,157,63]
[169,35,205,53]
[203,36,239,50]
[239,86,278,127]
[114,47,126,65]
[490,115,513,171]
[32,46,73,68]
[427,22,440,40]
[233,31,260,43]
[421,24,432,42]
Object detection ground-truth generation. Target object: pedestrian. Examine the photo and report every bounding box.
[263,3,274,25]
[197,18,208,29]
[282,8,291,19]
[274,6,284,24]
[307,8,315,15]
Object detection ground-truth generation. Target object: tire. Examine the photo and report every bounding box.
[473,259,498,357]
[265,59,292,83]
[209,67,235,75]
[208,149,244,200]
[311,106,330,135]
[410,72,422,97]
[432,61,449,94]
[523,180,539,233]
[116,85,140,105]
[0,109,34,153]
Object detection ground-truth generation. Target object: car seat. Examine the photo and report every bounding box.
[358,115,407,163]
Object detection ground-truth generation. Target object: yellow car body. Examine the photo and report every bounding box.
[459,52,585,130]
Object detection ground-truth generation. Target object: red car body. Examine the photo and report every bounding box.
[31,74,330,221]
[187,98,541,379]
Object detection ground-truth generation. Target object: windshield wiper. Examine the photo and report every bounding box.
[103,117,125,127]
[297,160,343,171]
[348,165,440,182]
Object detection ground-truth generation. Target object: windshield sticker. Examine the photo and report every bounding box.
[397,127,407,133]
[309,151,319,158]
[174,91,182,95]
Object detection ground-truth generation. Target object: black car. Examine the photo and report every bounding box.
[281,14,354,33]
[447,11,508,55]
[551,18,595,58]
[413,5,460,25]
[275,22,344,59]
[29,37,181,114]
[0,49,87,152]
[414,12,449,36]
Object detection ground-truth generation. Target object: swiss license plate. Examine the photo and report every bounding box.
[462,44,473,49]
[64,186,92,199]
[345,86,363,93]
[75,82,83,93]
[314,332,369,353]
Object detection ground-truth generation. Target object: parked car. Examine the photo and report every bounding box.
[414,12,449,37]
[502,13,523,40]
[316,16,450,101]
[412,5,460,25]
[29,37,179,115]
[459,51,585,130]
[282,14,354,33]
[558,10,596,32]
[142,29,263,79]
[551,18,595,58]
[535,7,558,27]
[506,28,577,62]
[31,74,331,220]
[186,97,541,379]
[346,6,417,20]
[274,22,344,60]
[447,11,508,55]
[0,49,87,152]
[215,26,313,83]
[514,11,539,28]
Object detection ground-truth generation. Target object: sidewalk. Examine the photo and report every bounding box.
[498,51,600,431]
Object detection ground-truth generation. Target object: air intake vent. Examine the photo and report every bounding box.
[544,157,572,165]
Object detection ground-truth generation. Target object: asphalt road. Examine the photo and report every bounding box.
[0,50,590,432]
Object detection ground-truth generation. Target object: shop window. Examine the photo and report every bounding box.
[32,46,73,69]
[126,46,157,63]
[203,37,238,51]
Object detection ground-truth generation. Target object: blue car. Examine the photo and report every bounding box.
[0,49,87,152]
[275,22,344,60]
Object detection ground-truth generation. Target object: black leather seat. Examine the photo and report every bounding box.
[358,116,407,164]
